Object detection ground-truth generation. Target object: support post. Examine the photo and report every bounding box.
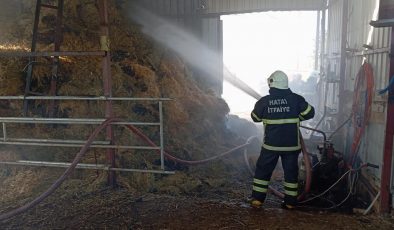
[338,0,349,121]
[315,10,321,70]
[380,27,394,214]
[98,0,116,187]
[23,0,42,116]
[159,101,164,170]
[48,0,64,117]
[317,0,327,115]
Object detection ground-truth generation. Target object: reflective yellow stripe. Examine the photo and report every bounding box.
[252,112,262,121]
[254,178,269,185]
[253,186,268,193]
[300,105,312,116]
[262,143,301,151]
[299,115,305,121]
[297,122,300,146]
[262,118,299,125]
[285,190,298,196]
[283,182,298,188]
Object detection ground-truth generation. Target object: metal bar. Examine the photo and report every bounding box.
[313,0,328,134]
[0,141,161,150]
[0,117,160,125]
[48,0,64,117]
[19,160,106,168]
[380,27,394,214]
[40,4,58,9]
[98,0,116,187]
[110,167,174,174]
[300,125,327,142]
[0,96,172,101]
[159,101,164,170]
[351,47,390,57]
[0,51,106,58]
[314,10,321,70]
[338,0,349,126]
[370,19,394,28]
[0,161,175,174]
[320,0,326,76]
[2,123,6,141]
[6,137,110,145]
[23,0,42,116]
[0,161,106,169]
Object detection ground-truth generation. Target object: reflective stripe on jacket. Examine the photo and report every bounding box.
[251,88,315,151]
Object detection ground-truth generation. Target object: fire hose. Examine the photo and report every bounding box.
[0,118,118,221]
[129,124,313,201]
[349,62,374,167]
[0,119,255,221]
[243,131,312,201]
[231,81,313,201]
[125,124,252,165]
[0,123,314,221]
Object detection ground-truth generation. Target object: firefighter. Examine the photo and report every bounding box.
[250,70,315,209]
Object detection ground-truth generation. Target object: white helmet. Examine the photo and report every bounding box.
[267,70,289,89]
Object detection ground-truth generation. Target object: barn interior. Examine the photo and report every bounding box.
[0,0,394,229]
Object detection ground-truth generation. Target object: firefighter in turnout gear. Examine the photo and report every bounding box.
[250,70,315,209]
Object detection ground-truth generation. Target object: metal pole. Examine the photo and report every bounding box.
[0,161,175,174]
[380,27,394,214]
[338,0,349,122]
[23,0,42,116]
[48,0,64,117]
[0,51,106,57]
[0,141,161,149]
[0,96,171,101]
[0,117,160,125]
[98,0,116,187]
[159,101,164,170]
[320,1,326,76]
[315,10,321,70]
[2,123,6,141]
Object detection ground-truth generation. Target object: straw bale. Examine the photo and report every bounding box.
[0,59,24,95]
[0,167,59,204]
[0,0,236,193]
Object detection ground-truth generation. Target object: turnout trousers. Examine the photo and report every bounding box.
[252,147,300,206]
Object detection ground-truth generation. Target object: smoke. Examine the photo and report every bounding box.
[124,2,261,99]
[0,1,31,43]
[0,1,22,20]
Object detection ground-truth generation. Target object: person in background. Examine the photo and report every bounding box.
[249,70,315,209]
[289,73,305,93]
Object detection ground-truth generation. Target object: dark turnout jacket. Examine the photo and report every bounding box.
[251,88,315,152]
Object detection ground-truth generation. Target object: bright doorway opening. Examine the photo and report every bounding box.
[221,11,318,118]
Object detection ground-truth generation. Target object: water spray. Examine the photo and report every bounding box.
[125,2,261,101]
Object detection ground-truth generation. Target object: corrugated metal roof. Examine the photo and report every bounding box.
[203,0,326,15]
[137,0,326,16]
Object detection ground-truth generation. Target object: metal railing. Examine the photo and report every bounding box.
[0,96,174,174]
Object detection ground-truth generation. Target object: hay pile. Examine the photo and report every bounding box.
[0,0,253,195]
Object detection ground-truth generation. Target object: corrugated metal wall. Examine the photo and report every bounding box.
[326,0,391,186]
[201,17,224,94]
[324,0,342,113]
[347,0,390,183]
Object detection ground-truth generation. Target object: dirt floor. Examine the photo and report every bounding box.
[0,166,394,230]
